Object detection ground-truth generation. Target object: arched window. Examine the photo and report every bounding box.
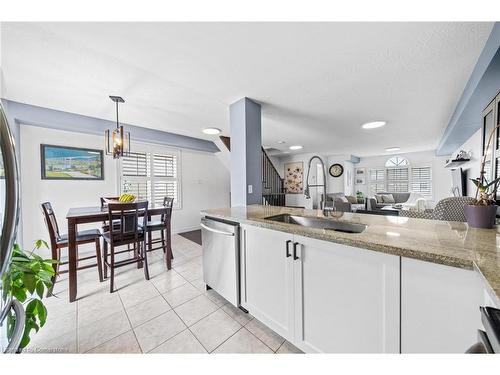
[385,156,409,167]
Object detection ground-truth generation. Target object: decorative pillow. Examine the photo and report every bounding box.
[375,194,385,203]
[381,194,395,203]
[346,195,357,204]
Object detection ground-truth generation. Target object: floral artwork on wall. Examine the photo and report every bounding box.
[284,162,303,194]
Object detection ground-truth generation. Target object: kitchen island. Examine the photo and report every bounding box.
[201,205,500,353]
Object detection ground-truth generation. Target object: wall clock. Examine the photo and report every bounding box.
[329,163,344,177]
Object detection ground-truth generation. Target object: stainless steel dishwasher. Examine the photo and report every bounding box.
[201,217,240,307]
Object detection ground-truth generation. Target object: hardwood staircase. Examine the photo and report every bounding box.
[219,136,286,206]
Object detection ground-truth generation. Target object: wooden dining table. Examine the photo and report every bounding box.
[66,205,171,302]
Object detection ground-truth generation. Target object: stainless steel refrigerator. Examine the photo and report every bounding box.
[0,102,24,353]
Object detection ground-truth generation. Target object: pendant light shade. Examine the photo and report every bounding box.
[105,96,130,159]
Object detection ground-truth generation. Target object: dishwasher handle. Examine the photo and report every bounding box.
[200,222,235,237]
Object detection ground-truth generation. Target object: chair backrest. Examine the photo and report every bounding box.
[40,202,61,246]
[433,196,477,222]
[107,201,148,245]
[100,196,120,208]
[161,197,174,223]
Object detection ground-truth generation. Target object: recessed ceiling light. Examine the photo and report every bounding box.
[361,121,387,129]
[277,140,286,144]
[202,127,221,135]
[385,147,401,152]
[289,145,303,150]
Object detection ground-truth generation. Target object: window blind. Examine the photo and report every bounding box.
[122,152,148,177]
[119,147,180,208]
[410,166,432,196]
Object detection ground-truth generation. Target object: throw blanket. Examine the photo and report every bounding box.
[401,193,426,212]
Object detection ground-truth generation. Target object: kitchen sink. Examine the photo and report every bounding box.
[264,214,367,234]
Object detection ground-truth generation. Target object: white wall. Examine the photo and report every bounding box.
[355,150,451,207]
[20,125,229,256]
[452,128,482,198]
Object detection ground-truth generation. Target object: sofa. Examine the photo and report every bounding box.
[326,193,365,212]
[366,192,410,211]
[399,196,476,222]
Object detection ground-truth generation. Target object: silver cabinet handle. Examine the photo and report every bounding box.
[4,300,25,353]
[200,223,235,236]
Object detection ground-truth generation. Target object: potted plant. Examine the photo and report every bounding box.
[2,240,56,351]
[356,191,364,204]
[464,124,500,229]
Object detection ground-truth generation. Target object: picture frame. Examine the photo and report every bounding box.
[355,167,366,185]
[284,161,304,194]
[40,144,104,180]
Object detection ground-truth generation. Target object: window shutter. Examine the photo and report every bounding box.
[121,180,150,201]
[386,167,409,193]
[410,166,432,196]
[153,154,177,178]
[153,181,178,206]
[370,169,385,181]
[122,152,148,177]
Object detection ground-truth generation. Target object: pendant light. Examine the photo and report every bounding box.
[105,95,130,159]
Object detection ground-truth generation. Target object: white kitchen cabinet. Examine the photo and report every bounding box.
[292,235,400,353]
[240,225,295,340]
[401,257,482,353]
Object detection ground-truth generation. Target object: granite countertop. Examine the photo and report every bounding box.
[201,205,500,304]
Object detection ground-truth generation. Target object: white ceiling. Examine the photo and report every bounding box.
[0,22,494,157]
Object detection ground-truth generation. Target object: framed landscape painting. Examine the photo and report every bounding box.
[41,144,104,180]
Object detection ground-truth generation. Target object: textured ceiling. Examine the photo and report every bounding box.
[1,22,493,156]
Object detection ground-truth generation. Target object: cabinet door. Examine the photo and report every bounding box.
[293,235,400,353]
[241,225,294,340]
[401,257,482,353]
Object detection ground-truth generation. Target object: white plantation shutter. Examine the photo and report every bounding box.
[119,145,181,208]
[369,168,386,194]
[411,166,432,196]
[387,167,409,193]
[122,152,148,176]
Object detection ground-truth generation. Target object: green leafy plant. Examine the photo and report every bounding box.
[356,191,364,199]
[2,240,57,349]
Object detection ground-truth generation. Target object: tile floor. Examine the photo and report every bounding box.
[25,234,302,354]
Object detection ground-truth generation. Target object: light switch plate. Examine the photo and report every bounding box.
[248,185,253,194]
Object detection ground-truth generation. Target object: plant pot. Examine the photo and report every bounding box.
[464,204,497,229]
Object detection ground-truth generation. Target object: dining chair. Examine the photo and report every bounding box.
[100,196,121,232]
[102,201,149,292]
[40,202,103,285]
[145,197,174,267]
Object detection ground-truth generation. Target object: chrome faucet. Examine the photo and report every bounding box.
[304,155,332,215]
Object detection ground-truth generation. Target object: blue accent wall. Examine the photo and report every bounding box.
[1,100,220,153]
[437,23,500,156]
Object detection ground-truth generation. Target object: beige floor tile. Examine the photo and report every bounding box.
[190,277,206,291]
[44,294,77,319]
[126,295,171,328]
[118,280,160,308]
[173,257,202,273]
[27,328,77,354]
[174,295,218,326]
[204,289,228,307]
[149,329,207,353]
[190,309,241,352]
[177,267,203,282]
[245,318,285,352]
[277,341,303,354]
[30,309,76,344]
[220,304,253,326]
[133,310,186,352]
[78,310,131,353]
[214,328,273,353]
[87,330,142,353]
[162,283,201,307]
[78,291,124,327]
[150,270,187,293]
